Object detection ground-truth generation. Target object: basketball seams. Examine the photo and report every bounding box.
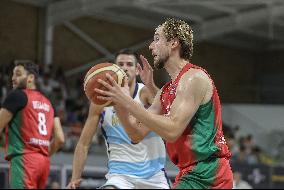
[86,71,115,105]
[84,63,126,106]
[84,66,122,91]
[84,63,113,83]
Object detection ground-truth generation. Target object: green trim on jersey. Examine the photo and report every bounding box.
[191,100,219,161]
[10,155,25,188]
[175,157,219,189]
[8,112,24,158]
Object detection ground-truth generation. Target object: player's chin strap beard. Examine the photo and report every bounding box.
[154,54,169,70]
[154,61,165,70]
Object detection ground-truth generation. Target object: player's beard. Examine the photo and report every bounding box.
[15,78,28,89]
[154,54,169,70]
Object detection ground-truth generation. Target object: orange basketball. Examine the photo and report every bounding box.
[83,62,127,106]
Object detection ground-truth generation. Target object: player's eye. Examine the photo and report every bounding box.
[127,63,134,67]
[16,72,22,76]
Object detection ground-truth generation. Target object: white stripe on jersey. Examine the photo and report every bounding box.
[100,83,166,178]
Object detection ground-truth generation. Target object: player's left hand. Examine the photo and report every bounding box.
[66,179,82,189]
[138,55,154,87]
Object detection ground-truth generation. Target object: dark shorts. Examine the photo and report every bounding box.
[9,153,50,189]
[174,157,233,189]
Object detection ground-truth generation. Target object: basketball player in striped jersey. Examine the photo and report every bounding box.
[67,49,170,189]
[95,18,234,189]
[0,61,65,189]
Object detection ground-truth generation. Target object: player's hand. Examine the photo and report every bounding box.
[95,74,132,107]
[66,179,82,189]
[138,55,154,87]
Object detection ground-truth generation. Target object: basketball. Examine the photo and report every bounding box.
[83,62,127,106]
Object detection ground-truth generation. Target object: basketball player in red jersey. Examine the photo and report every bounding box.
[0,61,65,189]
[95,18,233,189]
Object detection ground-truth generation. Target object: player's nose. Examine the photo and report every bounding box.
[121,65,128,72]
[11,75,16,83]
[149,41,154,51]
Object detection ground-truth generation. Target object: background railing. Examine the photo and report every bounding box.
[1,163,284,189]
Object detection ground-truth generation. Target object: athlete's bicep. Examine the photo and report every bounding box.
[169,72,209,136]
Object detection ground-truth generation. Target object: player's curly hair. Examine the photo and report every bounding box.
[162,18,194,61]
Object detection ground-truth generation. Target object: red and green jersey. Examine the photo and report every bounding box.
[5,89,54,160]
[160,63,231,171]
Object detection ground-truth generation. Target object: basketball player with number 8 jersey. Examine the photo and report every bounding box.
[0,61,65,189]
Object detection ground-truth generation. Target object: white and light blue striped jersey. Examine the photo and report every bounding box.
[98,83,166,179]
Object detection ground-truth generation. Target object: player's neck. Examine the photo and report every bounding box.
[27,83,37,90]
[128,79,137,98]
[165,57,188,81]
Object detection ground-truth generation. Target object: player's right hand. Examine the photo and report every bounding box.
[66,179,82,189]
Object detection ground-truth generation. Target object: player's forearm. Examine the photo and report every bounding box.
[125,100,180,142]
[49,117,65,156]
[70,113,99,181]
[49,141,57,156]
[71,143,89,181]
[116,110,149,143]
[49,140,63,156]
[49,134,65,156]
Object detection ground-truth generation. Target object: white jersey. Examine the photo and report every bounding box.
[99,83,166,179]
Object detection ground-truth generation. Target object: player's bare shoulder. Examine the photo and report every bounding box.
[180,68,213,105]
[139,85,152,106]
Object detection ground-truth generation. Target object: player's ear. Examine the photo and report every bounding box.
[27,74,35,84]
[135,63,140,76]
[171,38,180,49]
